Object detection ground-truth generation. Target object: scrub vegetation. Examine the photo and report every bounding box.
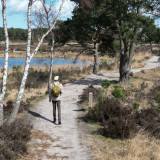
[0,0,160,159]
[79,67,160,160]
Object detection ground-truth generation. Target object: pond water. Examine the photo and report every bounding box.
[0,58,89,69]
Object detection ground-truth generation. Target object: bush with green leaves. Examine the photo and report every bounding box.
[102,80,111,88]
[112,85,125,98]
[133,102,140,110]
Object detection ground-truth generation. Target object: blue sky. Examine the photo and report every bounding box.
[0,0,76,29]
[0,0,160,29]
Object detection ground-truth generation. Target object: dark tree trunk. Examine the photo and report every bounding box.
[119,42,135,83]
[119,53,131,83]
[93,42,99,74]
[150,41,153,53]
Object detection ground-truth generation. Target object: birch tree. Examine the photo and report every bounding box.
[35,0,55,90]
[0,0,9,126]
[42,2,55,91]
[5,0,64,125]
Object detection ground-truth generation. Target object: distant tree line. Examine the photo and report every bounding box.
[0,27,27,41]
[1,22,160,44]
[0,27,49,42]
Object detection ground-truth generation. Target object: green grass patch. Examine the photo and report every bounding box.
[88,122,100,126]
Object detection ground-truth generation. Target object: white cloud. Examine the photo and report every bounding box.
[5,0,42,14]
[7,0,28,14]
[0,0,75,19]
[56,0,76,19]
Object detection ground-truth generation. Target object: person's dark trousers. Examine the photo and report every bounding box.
[52,100,61,123]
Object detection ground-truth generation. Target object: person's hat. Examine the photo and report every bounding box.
[54,76,59,81]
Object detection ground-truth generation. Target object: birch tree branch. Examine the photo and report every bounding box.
[26,0,33,57]
[30,0,65,58]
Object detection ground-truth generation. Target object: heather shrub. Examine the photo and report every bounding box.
[4,101,29,119]
[0,119,32,160]
[148,85,160,111]
[79,85,101,103]
[86,105,103,122]
[85,97,137,138]
[102,80,111,88]
[85,97,160,139]
[112,85,125,98]
[99,98,137,139]
[135,108,160,138]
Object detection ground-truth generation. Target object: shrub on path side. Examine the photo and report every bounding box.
[85,97,160,139]
[0,119,33,160]
[79,85,101,103]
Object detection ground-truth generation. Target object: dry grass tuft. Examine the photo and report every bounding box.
[124,132,160,160]
[90,131,160,160]
[132,52,152,69]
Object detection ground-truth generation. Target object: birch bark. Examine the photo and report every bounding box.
[0,0,9,126]
[5,0,64,125]
[48,31,54,91]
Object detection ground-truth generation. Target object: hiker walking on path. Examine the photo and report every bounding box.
[49,76,63,125]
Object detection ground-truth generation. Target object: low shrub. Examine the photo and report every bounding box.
[112,86,125,98]
[98,92,107,101]
[102,80,111,88]
[86,97,160,139]
[12,65,22,72]
[135,108,160,138]
[89,97,136,139]
[86,105,103,122]
[4,101,29,119]
[156,91,160,103]
[0,119,33,160]
[148,85,160,111]
[79,85,101,103]
[101,98,137,139]
[133,101,140,110]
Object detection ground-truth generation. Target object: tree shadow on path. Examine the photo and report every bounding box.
[28,110,53,123]
[71,77,119,86]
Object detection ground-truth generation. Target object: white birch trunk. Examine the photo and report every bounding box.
[48,31,54,90]
[5,0,33,125]
[5,0,64,125]
[0,0,9,126]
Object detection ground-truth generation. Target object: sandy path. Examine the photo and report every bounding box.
[26,56,160,160]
